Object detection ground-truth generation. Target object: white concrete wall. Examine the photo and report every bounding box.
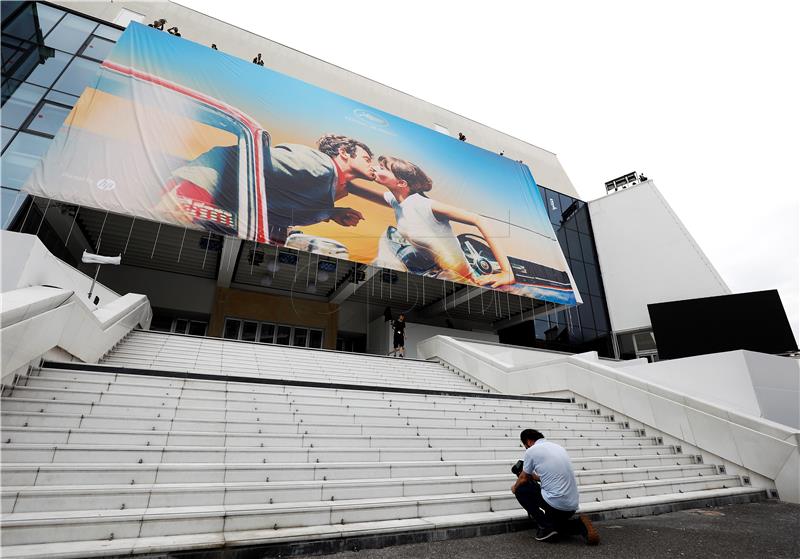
[743,352,800,430]
[620,350,800,429]
[59,1,578,197]
[588,181,730,332]
[1,232,152,379]
[1,231,118,307]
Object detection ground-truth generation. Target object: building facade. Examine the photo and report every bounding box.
[2,1,738,361]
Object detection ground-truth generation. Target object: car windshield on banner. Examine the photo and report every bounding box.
[24,22,581,306]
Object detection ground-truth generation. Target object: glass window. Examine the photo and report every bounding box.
[149,314,173,332]
[2,82,46,129]
[174,319,188,334]
[1,187,26,229]
[36,4,67,37]
[275,325,291,345]
[585,263,602,296]
[550,308,566,326]
[577,298,595,331]
[25,101,71,136]
[559,194,577,230]
[293,328,308,347]
[566,229,583,261]
[309,329,323,348]
[259,323,275,344]
[544,189,561,224]
[52,56,100,96]
[94,25,123,41]
[556,228,569,258]
[575,205,591,235]
[534,318,550,340]
[1,132,52,189]
[44,13,97,54]
[2,127,16,152]
[45,90,79,107]
[223,318,240,339]
[570,261,588,296]
[241,321,258,341]
[579,233,596,264]
[188,321,207,336]
[25,49,71,88]
[80,36,115,61]
[590,296,609,331]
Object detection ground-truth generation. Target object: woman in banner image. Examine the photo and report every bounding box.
[349,155,515,288]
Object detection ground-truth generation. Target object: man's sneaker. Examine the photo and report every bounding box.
[579,515,600,545]
[534,528,559,542]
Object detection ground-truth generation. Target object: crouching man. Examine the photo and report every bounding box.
[511,428,600,545]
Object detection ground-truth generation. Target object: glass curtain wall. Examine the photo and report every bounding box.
[499,186,614,357]
[1,2,122,228]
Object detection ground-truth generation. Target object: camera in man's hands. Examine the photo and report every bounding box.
[511,459,524,477]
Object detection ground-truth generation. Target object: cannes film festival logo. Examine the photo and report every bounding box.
[353,108,388,127]
[96,178,116,191]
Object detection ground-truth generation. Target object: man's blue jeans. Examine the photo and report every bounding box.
[515,480,583,535]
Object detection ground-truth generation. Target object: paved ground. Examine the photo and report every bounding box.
[295,501,800,559]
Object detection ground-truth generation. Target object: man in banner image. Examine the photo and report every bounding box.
[347,155,516,288]
[158,134,375,242]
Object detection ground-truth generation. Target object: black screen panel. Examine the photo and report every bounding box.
[648,290,798,360]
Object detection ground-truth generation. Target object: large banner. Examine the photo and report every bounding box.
[25,23,580,304]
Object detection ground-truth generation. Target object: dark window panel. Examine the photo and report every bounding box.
[293,328,308,347]
[544,189,561,224]
[1,131,51,189]
[80,35,115,61]
[559,193,578,230]
[187,321,207,336]
[566,228,583,261]
[556,228,569,258]
[36,3,67,37]
[534,318,550,340]
[223,318,240,339]
[590,295,610,331]
[24,49,71,88]
[52,56,100,96]
[94,24,123,41]
[259,323,275,344]
[1,187,26,228]
[44,13,97,54]
[579,232,596,264]
[275,325,291,345]
[577,298,595,331]
[2,127,17,152]
[149,314,173,332]
[575,205,590,235]
[2,82,46,129]
[585,263,602,296]
[309,329,323,348]
[25,101,71,136]
[570,260,589,296]
[174,319,188,334]
[241,321,257,341]
[45,90,79,107]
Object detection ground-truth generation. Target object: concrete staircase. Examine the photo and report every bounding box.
[101,330,494,393]
[0,332,766,558]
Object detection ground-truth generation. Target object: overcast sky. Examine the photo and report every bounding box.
[181,0,799,340]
